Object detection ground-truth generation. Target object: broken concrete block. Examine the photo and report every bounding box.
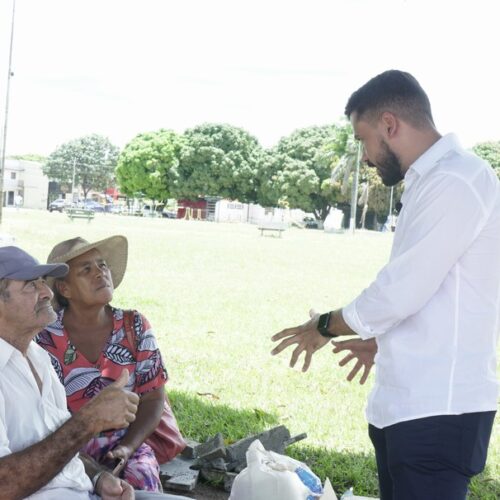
[160,456,199,492]
[180,438,200,459]
[226,425,299,468]
[224,472,238,492]
[194,432,227,461]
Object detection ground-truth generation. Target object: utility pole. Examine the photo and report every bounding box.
[0,0,16,222]
[0,0,16,224]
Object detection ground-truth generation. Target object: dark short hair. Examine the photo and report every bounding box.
[345,70,434,128]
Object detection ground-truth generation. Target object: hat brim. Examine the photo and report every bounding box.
[47,235,128,289]
[7,263,69,280]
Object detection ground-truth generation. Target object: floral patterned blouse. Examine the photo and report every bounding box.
[35,307,168,414]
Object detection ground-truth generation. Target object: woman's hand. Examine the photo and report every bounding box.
[105,445,133,475]
[331,338,377,384]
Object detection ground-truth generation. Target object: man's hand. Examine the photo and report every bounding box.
[271,310,331,372]
[331,338,377,384]
[96,471,135,500]
[79,369,139,434]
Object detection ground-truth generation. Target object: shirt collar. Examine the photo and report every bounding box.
[0,336,17,369]
[0,336,45,370]
[404,133,462,186]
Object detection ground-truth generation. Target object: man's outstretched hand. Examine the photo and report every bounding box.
[331,338,377,384]
[271,310,331,372]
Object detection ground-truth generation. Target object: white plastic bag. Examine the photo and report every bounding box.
[229,439,324,500]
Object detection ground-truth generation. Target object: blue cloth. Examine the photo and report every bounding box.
[368,412,496,500]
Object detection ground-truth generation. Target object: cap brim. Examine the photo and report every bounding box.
[7,263,69,280]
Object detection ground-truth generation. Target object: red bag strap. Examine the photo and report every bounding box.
[123,309,137,355]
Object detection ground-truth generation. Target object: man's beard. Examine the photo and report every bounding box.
[370,140,404,187]
[35,300,56,324]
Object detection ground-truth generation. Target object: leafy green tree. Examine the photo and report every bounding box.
[473,141,500,178]
[258,125,342,220]
[325,124,359,196]
[323,122,396,223]
[43,134,119,198]
[176,123,263,202]
[116,129,183,203]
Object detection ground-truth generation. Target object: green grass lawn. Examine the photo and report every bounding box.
[3,208,499,498]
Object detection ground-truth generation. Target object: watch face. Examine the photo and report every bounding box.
[318,312,331,335]
[318,312,337,338]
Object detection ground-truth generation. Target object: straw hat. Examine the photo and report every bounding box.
[47,235,128,288]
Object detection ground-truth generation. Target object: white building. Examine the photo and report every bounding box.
[3,159,49,209]
[214,199,309,225]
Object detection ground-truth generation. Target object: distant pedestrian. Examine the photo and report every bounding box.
[14,193,23,210]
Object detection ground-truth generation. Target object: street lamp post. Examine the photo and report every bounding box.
[0,0,16,224]
[71,158,77,202]
[388,186,394,218]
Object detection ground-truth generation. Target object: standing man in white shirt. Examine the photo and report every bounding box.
[271,70,499,499]
[0,246,189,500]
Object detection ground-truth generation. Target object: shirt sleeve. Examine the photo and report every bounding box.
[343,171,495,339]
[133,312,168,395]
[0,391,12,457]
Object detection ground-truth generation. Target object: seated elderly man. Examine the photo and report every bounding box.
[0,246,189,500]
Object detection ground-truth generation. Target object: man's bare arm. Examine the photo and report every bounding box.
[0,369,138,500]
[0,411,98,499]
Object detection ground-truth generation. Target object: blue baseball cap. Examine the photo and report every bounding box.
[0,246,68,280]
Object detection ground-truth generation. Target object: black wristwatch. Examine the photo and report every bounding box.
[317,311,339,338]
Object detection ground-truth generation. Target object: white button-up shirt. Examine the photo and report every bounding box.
[0,338,93,499]
[343,134,500,429]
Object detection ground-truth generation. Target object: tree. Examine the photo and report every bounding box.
[325,123,358,197]
[473,141,500,178]
[116,129,183,203]
[323,122,397,225]
[175,123,263,202]
[43,134,119,198]
[257,125,341,220]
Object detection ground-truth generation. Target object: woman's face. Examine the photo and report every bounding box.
[58,248,114,307]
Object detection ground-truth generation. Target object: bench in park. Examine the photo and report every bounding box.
[258,222,288,237]
[66,208,95,222]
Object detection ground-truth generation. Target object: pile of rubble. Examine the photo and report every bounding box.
[160,425,307,494]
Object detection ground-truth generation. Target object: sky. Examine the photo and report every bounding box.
[0,0,499,156]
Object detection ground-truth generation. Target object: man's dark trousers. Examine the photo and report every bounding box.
[369,412,496,500]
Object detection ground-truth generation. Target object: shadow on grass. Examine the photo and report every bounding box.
[169,390,500,498]
[169,389,280,443]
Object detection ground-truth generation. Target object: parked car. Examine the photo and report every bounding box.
[81,200,105,212]
[162,209,177,219]
[303,216,319,229]
[106,204,125,214]
[48,198,68,213]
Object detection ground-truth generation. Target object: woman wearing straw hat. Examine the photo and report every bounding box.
[35,236,181,493]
